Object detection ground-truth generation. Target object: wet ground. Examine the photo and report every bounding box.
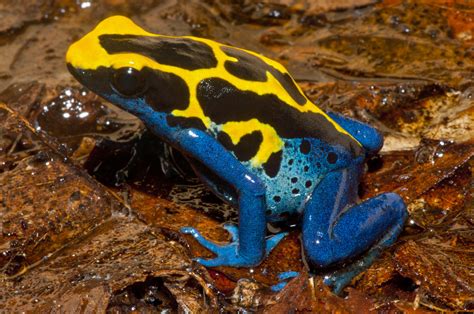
[0,0,473,312]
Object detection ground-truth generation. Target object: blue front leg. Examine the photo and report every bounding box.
[177,129,285,267]
[302,164,407,292]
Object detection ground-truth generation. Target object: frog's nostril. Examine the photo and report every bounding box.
[266,210,273,216]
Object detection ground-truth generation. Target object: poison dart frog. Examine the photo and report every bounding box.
[67,16,408,292]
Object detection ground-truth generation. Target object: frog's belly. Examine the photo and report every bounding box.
[249,138,328,221]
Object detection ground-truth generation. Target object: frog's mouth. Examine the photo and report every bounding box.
[66,63,82,81]
[67,63,94,88]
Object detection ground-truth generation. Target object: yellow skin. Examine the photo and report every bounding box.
[66,16,358,167]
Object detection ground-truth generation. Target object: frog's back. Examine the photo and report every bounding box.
[97,30,364,182]
[196,75,362,155]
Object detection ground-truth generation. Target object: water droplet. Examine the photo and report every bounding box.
[80,1,91,9]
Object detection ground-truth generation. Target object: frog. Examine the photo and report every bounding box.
[66,16,408,292]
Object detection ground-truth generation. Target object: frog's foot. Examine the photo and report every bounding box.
[271,271,299,292]
[181,224,287,267]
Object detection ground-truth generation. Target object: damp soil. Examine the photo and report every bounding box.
[0,0,473,312]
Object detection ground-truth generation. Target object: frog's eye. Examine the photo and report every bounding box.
[111,67,147,97]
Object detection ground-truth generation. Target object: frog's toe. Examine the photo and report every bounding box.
[223,224,239,241]
[277,271,299,280]
[271,281,288,292]
[271,271,299,292]
[323,274,348,295]
[193,256,229,267]
[181,226,221,252]
[265,232,287,252]
[195,243,246,267]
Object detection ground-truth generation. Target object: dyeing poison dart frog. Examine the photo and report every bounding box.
[67,16,408,292]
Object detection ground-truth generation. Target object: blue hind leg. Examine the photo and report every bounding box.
[302,165,407,293]
[323,217,405,293]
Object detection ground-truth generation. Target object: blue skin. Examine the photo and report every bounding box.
[70,71,407,292]
[145,100,406,291]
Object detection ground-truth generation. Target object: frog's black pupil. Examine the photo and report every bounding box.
[112,67,146,97]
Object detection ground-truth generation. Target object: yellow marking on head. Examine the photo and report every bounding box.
[67,16,360,164]
[220,119,284,166]
[66,16,154,70]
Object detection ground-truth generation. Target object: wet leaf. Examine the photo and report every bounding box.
[0,103,216,311]
[395,240,473,310]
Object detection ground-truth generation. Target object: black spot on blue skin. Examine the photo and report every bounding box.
[166,116,206,130]
[299,140,311,154]
[99,34,217,70]
[305,180,312,188]
[217,131,263,162]
[196,78,362,157]
[327,152,338,164]
[291,177,298,183]
[288,159,294,165]
[273,195,281,202]
[316,162,321,168]
[263,150,283,178]
[292,188,300,194]
[304,165,309,172]
[221,46,307,105]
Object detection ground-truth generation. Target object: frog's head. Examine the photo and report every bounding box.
[66,16,196,117]
[67,16,147,116]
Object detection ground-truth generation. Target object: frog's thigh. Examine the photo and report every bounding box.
[302,166,407,268]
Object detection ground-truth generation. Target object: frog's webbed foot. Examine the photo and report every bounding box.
[181,224,287,267]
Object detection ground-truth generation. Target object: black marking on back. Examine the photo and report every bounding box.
[217,131,263,162]
[221,46,306,105]
[99,34,218,70]
[196,78,362,156]
[263,150,283,178]
[222,48,267,81]
[166,116,206,130]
